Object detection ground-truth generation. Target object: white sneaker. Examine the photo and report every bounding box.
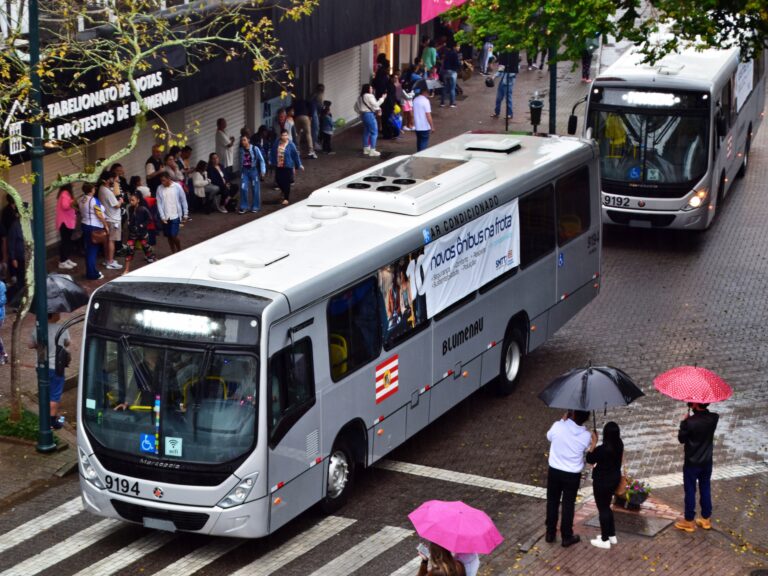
[65,259,78,267]
[590,537,610,549]
[58,261,74,270]
[217,204,228,213]
[363,147,371,156]
[106,261,123,270]
[368,149,381,157]
[608,536,618,545]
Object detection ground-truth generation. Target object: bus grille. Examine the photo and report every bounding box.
[603,181,690,199]
[606,210,676,227]
[110,499,209,531]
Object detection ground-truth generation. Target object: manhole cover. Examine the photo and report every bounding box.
[585,511,673,537]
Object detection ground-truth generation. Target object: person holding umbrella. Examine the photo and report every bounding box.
[417,542,466,576]
[674,402,719,532]
[545,409,596,547]
[654,366,729,533]
[28,312,71,429]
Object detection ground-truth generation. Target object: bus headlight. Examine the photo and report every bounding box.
[217,473,258,509]
[78,448,105,489]
[685,189,708,210]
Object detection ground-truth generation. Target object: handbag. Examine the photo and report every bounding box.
[485,76,495,88]
[615,474,629,497]
[91,228,108,244]
[54,344,71,377]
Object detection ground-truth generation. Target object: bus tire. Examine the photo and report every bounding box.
[737,131,751,179]
[495,328,524,396]
[320,438,355,513]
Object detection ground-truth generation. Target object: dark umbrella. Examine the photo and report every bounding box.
[538,364,645,429]
[45,273,90,313]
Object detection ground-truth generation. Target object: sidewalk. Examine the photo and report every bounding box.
[1,47,766,574]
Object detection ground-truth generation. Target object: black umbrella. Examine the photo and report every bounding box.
[45,273,90,313]
[538,364,645,428]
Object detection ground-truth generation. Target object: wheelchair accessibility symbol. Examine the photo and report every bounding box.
[140,434,156,454]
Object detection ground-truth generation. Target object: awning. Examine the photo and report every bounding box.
[421,0,468,24]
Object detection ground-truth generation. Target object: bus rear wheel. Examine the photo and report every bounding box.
[495,328,524,396]
[320,439,355,513]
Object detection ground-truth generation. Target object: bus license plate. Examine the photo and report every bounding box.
[603,195,631,208]
[104,474,141,496]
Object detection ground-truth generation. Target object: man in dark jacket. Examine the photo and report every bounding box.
[674,402,719,532]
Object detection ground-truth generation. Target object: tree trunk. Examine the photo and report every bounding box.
[9,235,34,423]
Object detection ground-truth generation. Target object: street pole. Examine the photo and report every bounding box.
[29,0,55,453]
[548,42,557,134]
[504,69,510,132]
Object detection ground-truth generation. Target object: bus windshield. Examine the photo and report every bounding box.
[590,109,708,187]
[83,337,258,464]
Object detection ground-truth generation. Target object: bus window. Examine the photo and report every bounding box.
[556,168,590,245]
[720,81,733,129]
[269,337,315,446]
[378,249,428,350]
[519,185,555,267]
[327,277,382,381]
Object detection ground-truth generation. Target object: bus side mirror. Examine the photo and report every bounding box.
[567,115,578,135]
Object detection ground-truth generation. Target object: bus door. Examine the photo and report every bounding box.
[266,311,323,532]
[551,166,598,332]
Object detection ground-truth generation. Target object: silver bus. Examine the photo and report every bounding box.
[77,133,601,537]
[580,44,765,230]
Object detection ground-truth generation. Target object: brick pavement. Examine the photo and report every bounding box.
[1,38,767,575]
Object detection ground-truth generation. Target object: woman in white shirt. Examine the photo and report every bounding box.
[354,83,386,157]
[191,160,220,213]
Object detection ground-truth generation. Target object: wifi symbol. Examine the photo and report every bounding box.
[168,439,178,448]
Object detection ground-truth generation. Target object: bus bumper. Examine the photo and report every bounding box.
[80,475,271,538]
[602,204,710,230]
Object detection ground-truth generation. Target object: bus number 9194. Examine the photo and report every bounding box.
[105,475,140,495]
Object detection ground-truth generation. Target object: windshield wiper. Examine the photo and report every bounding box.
[120,335,152,393]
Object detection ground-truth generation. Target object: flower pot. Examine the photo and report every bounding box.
[614,493,647,511]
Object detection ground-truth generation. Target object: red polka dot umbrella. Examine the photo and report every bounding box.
[653,366,733,403]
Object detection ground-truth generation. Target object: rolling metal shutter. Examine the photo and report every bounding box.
[103,123,157,188]
[184,88,247,170]
[321,46,362,125]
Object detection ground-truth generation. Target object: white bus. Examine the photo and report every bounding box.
[577,44,765,230]
[77,133,601,537]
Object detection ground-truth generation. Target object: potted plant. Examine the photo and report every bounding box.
[614,475,651,511]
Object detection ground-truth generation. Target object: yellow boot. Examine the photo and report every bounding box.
[674,519,696,532]
[695,517,712,530]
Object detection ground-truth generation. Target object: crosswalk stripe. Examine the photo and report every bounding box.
[0,497,83,555]
[230,516,357,576]
[390,557,423,576]
[307,525,413,576]
[152,539,243,576]
[379,460,548,499]
[71,531,176,576]
[0,519,122,576]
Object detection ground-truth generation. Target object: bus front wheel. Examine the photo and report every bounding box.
[321,439,355,513]
[496,328,524,396]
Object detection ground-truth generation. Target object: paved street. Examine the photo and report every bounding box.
[1,45,768,575]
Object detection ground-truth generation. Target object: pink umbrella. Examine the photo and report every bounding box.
[653,366,733,403]
[408,500,504,554]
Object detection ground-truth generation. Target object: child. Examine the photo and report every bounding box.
[28,313,70,428]
[319,101,335,154]
[123,191,156,274]
[401,86,415,130]
[0,266,7,365]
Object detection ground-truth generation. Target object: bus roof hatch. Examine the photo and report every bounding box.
[307,156,496,216]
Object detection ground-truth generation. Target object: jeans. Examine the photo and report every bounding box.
[82,224,100,279]
[545,466,581,538]
[441,70,457,105]
[415,130,430,152]
[362,111,378,150]
[495,73,516,116]
[683,462,713,521]
[239,168,261,211]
